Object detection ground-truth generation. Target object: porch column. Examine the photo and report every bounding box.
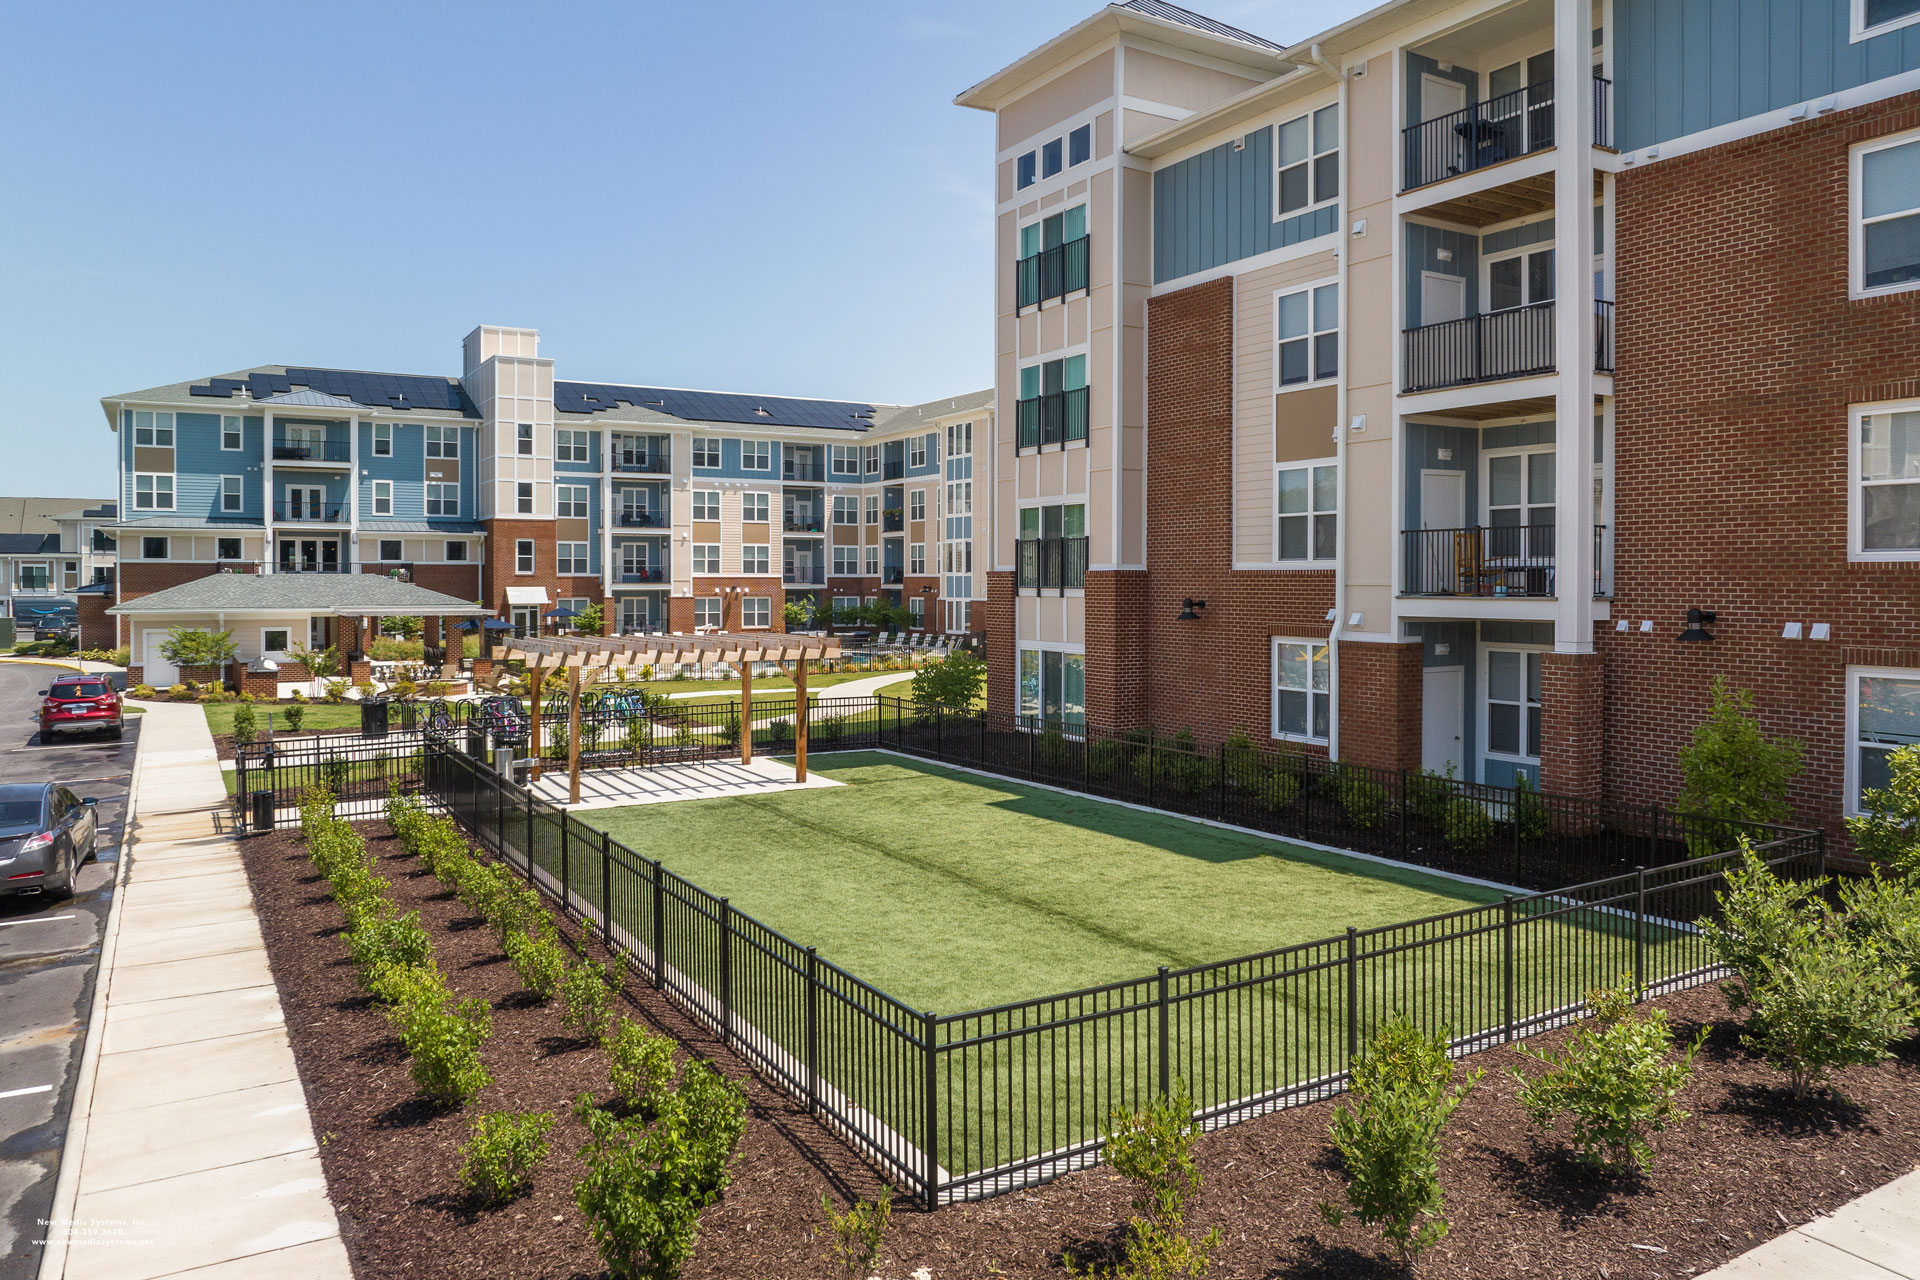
[794,658,808,781]
[347,412,359,571]
[528,668,544,781]
[263,409,276,573]
[1539,650,1605,801]
[1551,0,1598,656]
[567,664,583,805]
[740,656,753,765]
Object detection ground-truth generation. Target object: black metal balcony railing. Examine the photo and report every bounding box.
[1015,235,1091,309]
[273,501,347,522]
[784,565,826,586]
[1592,75,1612,149]
[613,455,669,474]
[884,460,904,480]
[1403,300,1618,393]
[1015,535,1089,593]
[1015,386,1091,451]
[784,461,826,483]
[1403,78,1554,191]
[1594,300,1615,373]
[882,512,904,533]
[272,436,350,462]
[783,512,824,533]
[1401,524,1610,598]
[615,566,667,584]
[882,566,904,585]
[615,510,664,528]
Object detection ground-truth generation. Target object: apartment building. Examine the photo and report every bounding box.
[0,497,116,625]
[99,325,989,681]
[961,0,1920,842]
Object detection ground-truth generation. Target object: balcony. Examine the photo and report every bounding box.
[612,455,669,474]
[276,558,347,575]
[1402,301,1615,394]
[783,461,826,483]
[1015,235,1091,310]
[272,436,349,463]
[1400,525,1608,599]
[1016,535,1089,592]
[273,501,347,523]
[783,512,824,533]
[614,510,665,528]
[882,566,904,585]
[1402,75,1613,193]
[882,510,904,533]
[784,564,826,586]
[1015,386,1090,451]
[883,460,904,480]
[614,566,667,584]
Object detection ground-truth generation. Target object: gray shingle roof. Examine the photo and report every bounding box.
[108,573,491,616]
[1115,0,1285,53]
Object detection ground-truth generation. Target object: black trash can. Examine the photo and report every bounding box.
[249,789,273,833]
[361,698,390,739]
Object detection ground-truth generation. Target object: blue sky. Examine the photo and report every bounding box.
[0,0,1361,498]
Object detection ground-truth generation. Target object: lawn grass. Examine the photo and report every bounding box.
[202,703,363,736]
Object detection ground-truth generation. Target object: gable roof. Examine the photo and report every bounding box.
[0,532,58,555]
[0,496,106,540]
[108,572,492,617]
[1115,1,1285,52]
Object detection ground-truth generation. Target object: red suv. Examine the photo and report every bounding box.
[40,676,123,743]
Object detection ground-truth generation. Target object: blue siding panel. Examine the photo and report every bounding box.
[1151,121,1340,283]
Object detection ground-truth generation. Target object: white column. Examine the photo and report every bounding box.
[262,410,276,574]
[347,413,359,573]
[1552,0,1598,653]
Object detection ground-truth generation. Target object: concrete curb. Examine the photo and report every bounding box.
[33,718,142,1279]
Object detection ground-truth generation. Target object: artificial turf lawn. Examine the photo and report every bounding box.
[202,702,364,736]
[577,752,1512,1013]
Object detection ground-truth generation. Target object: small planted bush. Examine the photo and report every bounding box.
[606,1018,679,1112]
[1512,773,1552,841]
[459,1110,555,1206]
[346,908,434,988]
[405,994,494,1108]
[505,928,568,1002]
[283,703,306,733]
[230,702,257,746]
[1442,797,1494,854]
[1511,981,1707,1174]
[1321,1020,1481,1265]
[562,956,627,1041]
[1331,764,1391,831]
[819,1187,892,1279]
[1068,1082,1221,1279]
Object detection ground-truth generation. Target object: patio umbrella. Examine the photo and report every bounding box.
[544,607,581,620]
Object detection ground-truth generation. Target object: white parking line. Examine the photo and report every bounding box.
[0,1084,53,1100]
[0,915,76,928]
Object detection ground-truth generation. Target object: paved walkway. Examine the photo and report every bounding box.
[38,701,350,1280]
[1702,1168,1920,1278]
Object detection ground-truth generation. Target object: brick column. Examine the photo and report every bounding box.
[984,570,1016,722]
[1338,641,1424,772]
[1084,569,1149,731]
[1540,650,1606,800]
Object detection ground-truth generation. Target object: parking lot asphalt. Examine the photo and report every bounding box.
[0,663,135,1280]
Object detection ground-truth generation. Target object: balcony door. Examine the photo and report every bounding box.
[620,490,651,525]
[1420,272,1465,325]
[285,485,325,521]
[1485,448,1555,590]
[619,544,652,579]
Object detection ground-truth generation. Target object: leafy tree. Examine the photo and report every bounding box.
[782,598,815,631]
[574,602,606,636]
[909,649,986,713]
[1676,676,1803,856]
[381,616,423,640]
[159,627,237,671]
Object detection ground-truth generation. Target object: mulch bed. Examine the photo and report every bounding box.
[240,821,1920,1280]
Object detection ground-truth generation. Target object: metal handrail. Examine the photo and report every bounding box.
[1015,535,1089,592]
[272,436,350,463]
[1016,235,1092,309]
[1402,78,1554,191]
[1015,386,1090,451]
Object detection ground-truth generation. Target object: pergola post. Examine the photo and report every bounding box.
[740,659,753,765]
[528,668,545,781]
[566,664,583,805]
[794,658,809,782]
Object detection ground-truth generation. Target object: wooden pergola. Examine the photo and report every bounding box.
[496,633,844,803]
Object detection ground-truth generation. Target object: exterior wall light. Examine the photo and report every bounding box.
[1176,597,1207,621]
[1677,608,1717,643]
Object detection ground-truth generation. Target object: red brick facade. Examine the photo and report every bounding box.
[361,561,482,603]
[1607,91,1920,840]
[1541,650,1605,800]
[78,593,112,651]
[984,570,1017,718]
[1083,570,1150,729]
[1338,642,1423,771]
[666,578,787,633]
[480,520,604,622]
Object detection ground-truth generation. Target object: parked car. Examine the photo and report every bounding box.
[39,675,123,742]
[0,783,97,897]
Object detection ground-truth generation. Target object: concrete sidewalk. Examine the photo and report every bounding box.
[38,701,350,1280]
[1703,1168,1920,1278]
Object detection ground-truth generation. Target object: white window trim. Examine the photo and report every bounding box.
[426,424,460,459]
[691,437,723,469]
[425,482,459,518]
[221,416,243,451]
[1850,398,1920,560]
[260,628,292,657]
[741,491,770,523]
[515,539,535,575]
[692,544,722,575]
[372,423,392,457]
[557,542,590,576]
[557,483,590,520]
[741,439,772,471]
[1271,99,1340,225]
[1846,665,1920,815]
[372,479,393,516]
[1481,441,1557,526]
[742,544,771,575]
[378,539,404,562]
[555,428,589,465]
[692,490,722,522]
[1015,640,1088,731]
[1853,0,1920,42]
[133,472,175,511]
[693,597,724,629]
[1852,126,1920,298]
[1273,456,1339,567]
[220,474,243,513]
[516,423,534,456]
[444,540,468,562]
[741,596,772,629]
[516,481,535,515]
[1272,277,1340,393]
[1479,644,1549,772]
[1482,239,1557,312]
[139,536,169,560]
[1270,637,1332,744]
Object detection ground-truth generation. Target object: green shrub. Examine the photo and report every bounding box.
[283,703,306,733]
[159,626,238,671]
[1849,741,1920,873]
[1331,764,1391,831]
[606,1019,678,1112]
[1840,870,1920,999]
[1224,728,1303,811]
[1512,773,1551,841]
[367,959,447,1011]
[129,683,157,699]
[229,702,257,745]
[319,757,352,795]
[909,649,986,713]
[1442,797,1494,854]
[459,1110,555,1206]
[1738,927,1917,1100]
[1676,675,1803,856]
[1321,1020,1481,1265]
[346,908,433,988]
[1068,1082,1221,1279]
[505,928,568,1002]
[404,993,493,1107]
[1511,981,1707,1173]
[819,1187,892,1279]
[562,956,627,1041]
[485,879,546,941]
[1699,846,1827,994]
[455,858,514,922]
[815,715,845,744]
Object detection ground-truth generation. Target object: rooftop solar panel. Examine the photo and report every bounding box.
[187,368,479,417]
[554,381,879,431]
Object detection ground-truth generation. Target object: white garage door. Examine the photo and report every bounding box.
[142,633,178,687]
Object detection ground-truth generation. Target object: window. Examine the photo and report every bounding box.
[742,596,771,628]
[1018,648,1086,727]
[132,410,174,447]
[909,437,928,468]
[557,484,589,519]
[16,564,47,591]
[379,539,403,562]
[426,425,458,458]
[1486,450,1556,557]
[1042,136,1064,178]
[516,540,534,574]
[742,544,770,574]
[133,473,174,510]
[516,482,533,514]
[1850,668,1920,812]
[831,444,860,476]
[833,545,859,575]
[262,628,291,655]
[1486,649,1543,761]
[1017,354,1089,448]
[1275,104,1338,218]
[558,542,589,575]
[444,540,468,562]
[216,537,241,560]
[864,545,880,575]
[1856,402,1920,557]
[946,479,973,516]
[864,445,880,475]
[426,483,458,517]
[1272,640,1331,742]
[833,595,859,614]
[692,544,721,574]
[1019,205,1087,263]
[742,440,771,470]
[1276,283,1338,387]
[865,495,880,525]
[1016,151,1037,189]
[909,543,925,574]
[692,490,721,521]
[516,423,533,456]
[833,495,859,525]
[372,423,392,457]
[372,479,392,516]
[692,437,722,468]
[695,598,723,629]
[947,420,972,457]
[221,475,242,512]
[1273,462,1337,562]
[556,429,588,463]
[222,415,243,451]
[141,536,167,559]
[909,490,925,521]
[1486,245,1555,311]
[909,595,925,622]
[1069,122,1091,166]
[1854,131,1920,295]
[741,491,769,523]
[1854,0,1920,42]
